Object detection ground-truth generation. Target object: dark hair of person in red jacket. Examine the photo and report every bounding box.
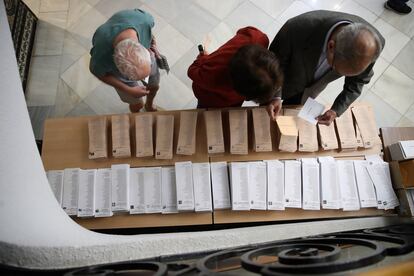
[229,44,284,104]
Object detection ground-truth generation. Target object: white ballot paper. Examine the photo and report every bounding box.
[366,162,399,210]
[78,169,96,217]
[210,162,231,209]
[298,98,325,125]
[62,168,80,216]
[143,167,162,213]
[353,161,378,208]
[95,168,113,217]
[266,160,285,210]
[337,160,360,211]
[192,163,213,212]
[318,157,341,209]
[129,168,145,214]
[229,162,250,210]
[284,160,302,208]
[301,158,320,210]
[175,161,195,211]
[129,167,162,214]
[111,164,130,212]
[161,167,178,214]
[46,170,64,205]
[248,161,267,210]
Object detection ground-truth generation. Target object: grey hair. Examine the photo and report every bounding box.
[334,23,383,62]
[113,39,151,81]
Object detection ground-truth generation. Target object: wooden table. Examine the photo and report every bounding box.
[42,108,393,230]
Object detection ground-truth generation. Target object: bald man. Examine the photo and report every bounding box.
[268,10,385,125]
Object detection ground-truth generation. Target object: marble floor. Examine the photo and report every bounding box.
[23,0,414,139]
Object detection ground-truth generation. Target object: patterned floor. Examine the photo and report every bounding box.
[23,0,414,139]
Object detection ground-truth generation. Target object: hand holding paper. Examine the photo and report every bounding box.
[298,98,325,125]
[317,110,337,126]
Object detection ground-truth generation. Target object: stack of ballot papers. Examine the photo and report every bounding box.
[177,111,198,155]
[318,157,341,209]
[337,160,361,211]
[351,104,380,148]
[155,115,174,159]
[88,117,108,159]
[210,162,231,209]
[204,110,225,154]
[161,167,178,214]
[335,109,358,151]
[229,109,248,154]
[276,116,298,152]
[284,160,302,208]
[111,115,131,158]
[47,155,399,217]
[175,161,195,211]
[111,164,130,212]
[129,167,162,214]
[135,114,154,157]
[265,160,285,210]
[365,160,399,210]
[251,108,272,152]
[95,168,113,217]
[301,158,320,210]
[297,118,318,152]
[61,168,80,216]
[192,163,213,212]
[78,169,97,217]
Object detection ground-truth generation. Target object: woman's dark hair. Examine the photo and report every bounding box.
[229,44,283,104]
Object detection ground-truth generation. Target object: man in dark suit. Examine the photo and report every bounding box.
[268,10,385,125]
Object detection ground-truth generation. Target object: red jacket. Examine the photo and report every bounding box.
[187,27,269,108]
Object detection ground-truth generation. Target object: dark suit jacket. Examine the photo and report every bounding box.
[269,10,385,116]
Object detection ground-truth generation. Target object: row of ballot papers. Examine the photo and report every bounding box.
[46,156,399,217]
[46,162,214,217]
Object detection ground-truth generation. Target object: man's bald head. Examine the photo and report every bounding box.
[328,23,383,76]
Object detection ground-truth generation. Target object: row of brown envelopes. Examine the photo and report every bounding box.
[88,104,379,160]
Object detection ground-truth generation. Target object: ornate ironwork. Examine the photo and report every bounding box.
[62,223,414,275]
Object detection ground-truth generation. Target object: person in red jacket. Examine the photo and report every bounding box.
[187,27,283,118]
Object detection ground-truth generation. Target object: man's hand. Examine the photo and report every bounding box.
[150,35,160,58]
[127,86,149,98]
[266,98,282,121]
[317,109,337,126]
